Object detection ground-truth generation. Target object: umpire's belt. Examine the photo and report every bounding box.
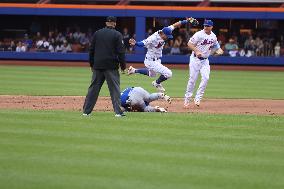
[146,56,161,61]
[194,54,207,60]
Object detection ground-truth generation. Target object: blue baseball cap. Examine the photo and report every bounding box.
[203,20,214,27]
[161,27,173,39]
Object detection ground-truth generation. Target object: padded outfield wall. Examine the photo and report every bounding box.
[0,3,284,66]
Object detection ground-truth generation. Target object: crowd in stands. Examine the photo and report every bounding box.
[0,26,283,57]
[217,32,283,57]
[0,27,93,54]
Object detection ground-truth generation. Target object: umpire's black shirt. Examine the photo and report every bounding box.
[89,26,126,70]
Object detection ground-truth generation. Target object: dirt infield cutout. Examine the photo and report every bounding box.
[0,95,283,115]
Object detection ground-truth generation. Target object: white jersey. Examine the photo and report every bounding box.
[142,26,174,58]
[189,29,219,59]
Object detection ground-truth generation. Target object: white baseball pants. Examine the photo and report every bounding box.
[144,58,172,79]
[185,56,210,102]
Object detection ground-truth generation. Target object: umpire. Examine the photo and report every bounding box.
[83,16,126,117]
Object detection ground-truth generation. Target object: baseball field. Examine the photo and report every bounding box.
[0,62,284,189]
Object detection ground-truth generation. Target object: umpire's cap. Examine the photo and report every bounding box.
[106,16,117,22]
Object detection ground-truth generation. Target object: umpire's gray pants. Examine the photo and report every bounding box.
[83,69,123,115]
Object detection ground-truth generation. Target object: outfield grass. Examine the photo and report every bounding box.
[0,65,284,99]
[0,109,283,189]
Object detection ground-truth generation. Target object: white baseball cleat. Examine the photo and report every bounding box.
[152,81,165,93]
[194,99,200,107]
[155,106,167,113]
[127,66,136,75]
[183,98,190,109]
[161,93,172,104]
[183,102,190,109]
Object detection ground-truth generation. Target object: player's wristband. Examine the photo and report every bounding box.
[135,41,145,47]
[180,20,188,25]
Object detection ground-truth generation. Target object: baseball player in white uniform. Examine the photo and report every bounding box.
[127,17,199,93]
[184,20,223,108]
[120,86,171,112]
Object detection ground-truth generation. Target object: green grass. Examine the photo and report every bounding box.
[0,65,283,99]
[0,65,283,188]
[0,109,283,189]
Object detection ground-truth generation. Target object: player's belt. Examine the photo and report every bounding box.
[146,56,161,61]
[194,54,207,60]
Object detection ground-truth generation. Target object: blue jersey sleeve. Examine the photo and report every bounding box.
[180,20,188,25]
[120,87,133,107]
[135,41,145,47]
[212,42,220,50]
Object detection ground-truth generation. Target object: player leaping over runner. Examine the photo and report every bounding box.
[128,17,199,93]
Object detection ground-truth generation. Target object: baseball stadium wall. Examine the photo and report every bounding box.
[1,3,284,66]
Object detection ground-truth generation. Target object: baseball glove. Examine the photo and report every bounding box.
[129,104,144,112]
[187,17,199,26]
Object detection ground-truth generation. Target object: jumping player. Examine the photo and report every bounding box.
[127,17,199,93]
[120,86,172,113]
[184,19,223,108]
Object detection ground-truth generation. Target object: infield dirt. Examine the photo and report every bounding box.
[0,95,283,115]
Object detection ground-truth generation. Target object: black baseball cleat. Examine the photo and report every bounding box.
[82,113,91,116]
